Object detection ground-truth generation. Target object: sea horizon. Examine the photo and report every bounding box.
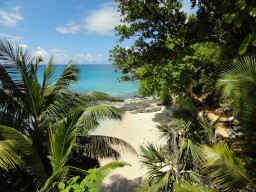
[37,64,139,98]
[39,63,112,65]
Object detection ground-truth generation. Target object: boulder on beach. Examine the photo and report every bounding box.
[121,98,161,113]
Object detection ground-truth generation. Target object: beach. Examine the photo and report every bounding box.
[93,97,232,192]
[92,97,172,191]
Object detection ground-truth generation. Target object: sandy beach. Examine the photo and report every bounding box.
[92,97,232,192]
[91,97,171,191]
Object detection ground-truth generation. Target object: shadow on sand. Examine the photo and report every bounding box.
[100,175,142,192]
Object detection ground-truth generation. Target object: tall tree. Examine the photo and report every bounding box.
[110,0,255,103]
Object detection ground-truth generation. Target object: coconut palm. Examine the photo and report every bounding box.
[0,39,136,191]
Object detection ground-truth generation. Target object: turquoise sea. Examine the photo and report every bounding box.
[37,64,139,97]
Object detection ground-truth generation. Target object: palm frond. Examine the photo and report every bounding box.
[140,143,166,167]
[55,60,79,88]
[76,135,137,159]
[42,91,75,123]
[77,105,124,133]
[217,55,256,129]
[201,142,256,191]
[74,91,109,107]
[96,161,130,179]
[139,142,174,189]
[147,171,172,192]
[41,56,56,96]
[0,39,24,87]
[0,64,18,89]
[0,125,47,188]
[0,39,44,121]
[0,140,24,170]
[40,166,70,192]
[0,38,33,67]
[50,113,79,171]
[157,120,186,141]
[77,91,109,102]
[18,60,43,120]
[179,139,202,182]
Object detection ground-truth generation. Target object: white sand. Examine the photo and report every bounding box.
[92,105,165,185]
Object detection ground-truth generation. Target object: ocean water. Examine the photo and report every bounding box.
[37,64,139,97]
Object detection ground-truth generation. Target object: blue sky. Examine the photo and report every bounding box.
[0,0,194,64]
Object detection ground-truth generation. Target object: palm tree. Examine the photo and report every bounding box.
[0,39,136,191]
[137,98,216,191]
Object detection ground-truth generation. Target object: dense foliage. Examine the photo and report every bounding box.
[110,0,256,191]
[110,0,256,104]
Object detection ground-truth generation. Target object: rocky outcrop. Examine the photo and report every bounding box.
[121,98,162,113]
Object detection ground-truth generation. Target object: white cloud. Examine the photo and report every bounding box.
[71,53,105,63]
[48,48,67,53]
[55,2,121,36]
[81,2,121,35]
[0,9,23,26]
[19,44,29,49]
[34,47,48,58]
[0,33,22,42]
[8,44,107,64]
[32,47,107,64]
[55,21,80,34]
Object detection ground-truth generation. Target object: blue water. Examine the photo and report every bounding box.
[37,64,139,97]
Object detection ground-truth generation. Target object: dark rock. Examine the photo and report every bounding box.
[133,109,145,113]
[152,109,172,123]
[106,97,124,102]
[121,102,140,111]
[145,107,162,113]
[133,95,143,98]
[156,101,162,106]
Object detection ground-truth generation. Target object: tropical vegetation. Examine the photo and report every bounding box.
[110,0,256,191]
[1,0,256,191]
[0,39,136,191]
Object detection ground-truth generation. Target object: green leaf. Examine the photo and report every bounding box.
[249,7,256,17]
[69,176,80,185]
[252,34,256,46]
[234,16,243,28]
[238,34,251,55]
[58,182,65,190]
[63,186,71,192]
[235,0,246,10]
[223,13,238,24]
[71,184,82,191]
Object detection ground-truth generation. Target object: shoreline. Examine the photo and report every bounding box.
[95,96,232,192]
[92,96,172,191]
